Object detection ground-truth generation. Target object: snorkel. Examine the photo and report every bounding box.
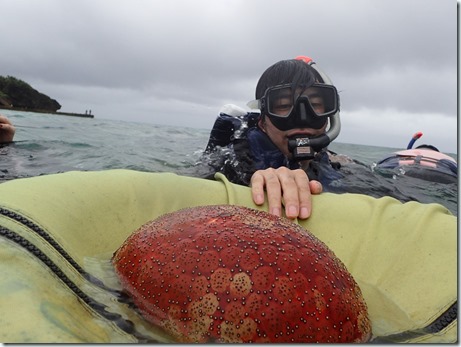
[407,131,423,149]
[287,57,341,161]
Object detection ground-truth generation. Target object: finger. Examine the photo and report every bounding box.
[0,115,12,125]
[309,180,323,194]
[250,172,266,205]
[0,124,15,133]
[278,169,307,219]
[261,169,283,217]
[293,171,314,219]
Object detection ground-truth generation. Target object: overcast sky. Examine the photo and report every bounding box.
[1,0,458,153]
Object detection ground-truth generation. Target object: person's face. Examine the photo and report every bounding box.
[258,116,328,158]
[259,85,329,158]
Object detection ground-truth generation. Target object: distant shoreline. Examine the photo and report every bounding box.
[0,106,94,118]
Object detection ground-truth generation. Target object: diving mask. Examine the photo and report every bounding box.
[249,83,339,131]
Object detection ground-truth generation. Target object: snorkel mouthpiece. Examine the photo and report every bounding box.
[288,136,316,161]
[288,134,331,161]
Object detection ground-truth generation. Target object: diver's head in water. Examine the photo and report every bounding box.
[249,57,341,161]
[416,144,440,152]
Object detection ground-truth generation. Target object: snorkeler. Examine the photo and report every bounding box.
[0,114,15,144]
[202,56,346,219]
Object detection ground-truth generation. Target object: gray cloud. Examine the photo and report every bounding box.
[0,0,457,152]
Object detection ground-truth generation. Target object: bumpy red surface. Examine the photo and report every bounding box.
[112,205,371,343]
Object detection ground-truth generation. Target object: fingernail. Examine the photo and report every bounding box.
[271,207,281,217]
[315,181,323,193]
[287,205,297,217]
[300,207,310,218]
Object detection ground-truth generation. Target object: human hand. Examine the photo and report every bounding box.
[0,114,15,143]
[250,167,322,219]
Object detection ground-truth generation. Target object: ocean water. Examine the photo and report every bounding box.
[0,109,457,215]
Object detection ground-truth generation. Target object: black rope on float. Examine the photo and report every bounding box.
[0,225,157,342]
[0,208,85,269]
[0,207,112,290]
[423,302,457,334]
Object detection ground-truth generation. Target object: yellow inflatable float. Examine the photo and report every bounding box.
[0,170,456,343]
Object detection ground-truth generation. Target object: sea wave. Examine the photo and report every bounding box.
[1,110,457,215]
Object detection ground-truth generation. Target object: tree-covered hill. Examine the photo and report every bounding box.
[0,76,61,112]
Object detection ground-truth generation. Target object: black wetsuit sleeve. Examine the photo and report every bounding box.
[194,137,257,187]
[223,138,255,186]
[205,115,240,153]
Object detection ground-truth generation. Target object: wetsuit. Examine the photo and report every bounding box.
[201,112,343,186]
